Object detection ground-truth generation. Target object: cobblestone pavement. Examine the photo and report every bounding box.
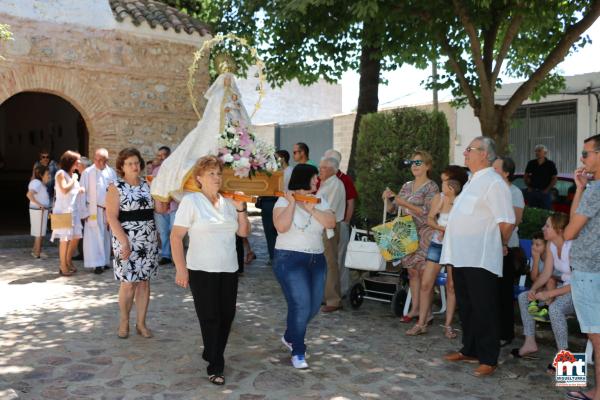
[0,217,587,399]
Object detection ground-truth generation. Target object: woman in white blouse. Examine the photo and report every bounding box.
[273,164,336,369]
[512,213,574,374]
[170,156,250,386]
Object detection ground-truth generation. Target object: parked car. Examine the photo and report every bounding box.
[512,173,575,213]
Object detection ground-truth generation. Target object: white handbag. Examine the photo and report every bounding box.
[344,227,386,271]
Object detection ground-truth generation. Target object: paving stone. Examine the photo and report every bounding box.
[0,218,585,399]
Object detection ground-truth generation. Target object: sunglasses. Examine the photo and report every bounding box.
[408,160,423,166]
[41,155,50,159]
[465,146,483,153]
[293,150,301,154]
[582,150,600,158]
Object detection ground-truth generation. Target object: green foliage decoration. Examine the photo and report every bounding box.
[355,108,449,226]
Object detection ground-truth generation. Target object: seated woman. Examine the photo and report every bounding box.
[272,164,336,369]
[512,213,574,372]
[170,156,250,386]
[527,231,558,320]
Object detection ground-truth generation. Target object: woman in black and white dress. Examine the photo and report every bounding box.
[106,147,159,340]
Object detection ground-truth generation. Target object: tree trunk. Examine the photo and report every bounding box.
[477,105,511,155]
[346,25,381,179]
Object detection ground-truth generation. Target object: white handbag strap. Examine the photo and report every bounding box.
[383,197,388,224]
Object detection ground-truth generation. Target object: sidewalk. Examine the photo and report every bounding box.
[0,217,582,399]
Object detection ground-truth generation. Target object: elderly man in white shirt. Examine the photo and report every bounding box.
[317,156,346,312]
[440,136,515,377]
[81,148,117,274]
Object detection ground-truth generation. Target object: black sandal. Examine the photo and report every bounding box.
[208,375,225,385]
[510,348,539,360]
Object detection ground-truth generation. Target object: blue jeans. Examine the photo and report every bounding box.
[273,249,326,356]
[155,211,175,260]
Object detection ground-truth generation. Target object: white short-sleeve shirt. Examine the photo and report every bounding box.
[274,195,332,253]
[508,183,525,248]
[28,179,50,209]
[316,175,346,222]
[440,167,515,277]
[173,192,239,273]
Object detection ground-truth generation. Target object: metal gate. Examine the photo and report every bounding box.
[509,100,577,173]
[276,119,333,166]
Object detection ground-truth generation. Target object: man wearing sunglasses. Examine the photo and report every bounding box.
[292,142,317,168]
[440,136,515,377]
[564,134,600,400]
[32,149,58,200]
[524,144,558,210]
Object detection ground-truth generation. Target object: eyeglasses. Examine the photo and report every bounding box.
[465,146,483,153]
[40,155,50,159]
[293,151,301,154]
[582,150,600,158]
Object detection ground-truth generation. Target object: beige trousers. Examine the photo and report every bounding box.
[323,223,341,307]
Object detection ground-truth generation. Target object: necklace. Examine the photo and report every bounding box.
[293,209,313,232]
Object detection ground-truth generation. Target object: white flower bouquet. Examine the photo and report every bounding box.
[216,123,279,178]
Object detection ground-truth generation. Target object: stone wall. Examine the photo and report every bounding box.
[252,123,277,147]
[0,14,209,162]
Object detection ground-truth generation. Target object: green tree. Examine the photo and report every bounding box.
[166,0,600,161]
[165,0,430,177]
[355,108,449,225]
[412,0,600,151]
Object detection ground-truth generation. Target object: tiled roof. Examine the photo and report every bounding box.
[109,0,211,36]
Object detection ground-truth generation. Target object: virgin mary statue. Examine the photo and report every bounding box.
[151,71,251,202]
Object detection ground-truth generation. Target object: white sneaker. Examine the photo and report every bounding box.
[281,336,293,352]
[291,355,308,369]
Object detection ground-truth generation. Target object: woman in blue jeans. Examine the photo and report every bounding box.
[273,164,336,369]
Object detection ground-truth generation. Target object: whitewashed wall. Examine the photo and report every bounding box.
[237,67,342,125]
[0,0,115,29]
[453,72,600,168]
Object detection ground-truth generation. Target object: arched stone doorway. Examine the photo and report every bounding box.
[0,92,89,234]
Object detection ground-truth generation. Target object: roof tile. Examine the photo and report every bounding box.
[109,0,210,36]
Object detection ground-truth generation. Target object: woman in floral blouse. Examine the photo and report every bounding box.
[382,150,439,323]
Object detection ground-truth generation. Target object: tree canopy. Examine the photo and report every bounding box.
[412,0,600,149]
[166,0,600,161]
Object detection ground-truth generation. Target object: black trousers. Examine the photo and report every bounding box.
[257,197,278,261]
[236,235,244,273]
[498,248,516,342]
[188,269,238,375]
[453,267,500,366]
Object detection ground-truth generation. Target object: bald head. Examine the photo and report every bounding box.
[93,148,109,170]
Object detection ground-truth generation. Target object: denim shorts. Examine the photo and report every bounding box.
[426,241,443,263]
[571,270,600,334]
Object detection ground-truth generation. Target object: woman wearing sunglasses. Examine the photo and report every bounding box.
[382,150,439,323]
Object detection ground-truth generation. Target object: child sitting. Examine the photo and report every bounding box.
[527,231,558,321]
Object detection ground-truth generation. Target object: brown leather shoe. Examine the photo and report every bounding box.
[443,352,478,363]
[321,305,342,313]
[473,364,496,377]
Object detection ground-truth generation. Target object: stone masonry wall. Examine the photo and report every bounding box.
[0,14,209,161]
